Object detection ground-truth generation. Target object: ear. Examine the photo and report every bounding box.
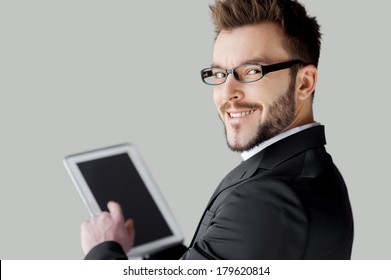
[296,64,317,101]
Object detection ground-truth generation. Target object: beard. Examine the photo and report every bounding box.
[222,78,296,152]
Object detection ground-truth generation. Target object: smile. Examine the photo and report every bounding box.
[228,109,256,119]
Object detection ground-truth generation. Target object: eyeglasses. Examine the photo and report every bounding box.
[200,59,303,85]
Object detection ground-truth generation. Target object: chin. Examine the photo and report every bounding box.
[226,131,257,153]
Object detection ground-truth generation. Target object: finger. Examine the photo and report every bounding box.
[124,219,135,250]
[125,219,134,236]
[107,201,124,222]
[80,220,88,231]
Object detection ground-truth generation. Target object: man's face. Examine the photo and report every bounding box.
[213,22,298,152]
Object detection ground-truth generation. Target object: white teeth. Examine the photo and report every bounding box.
[229,110,255,118]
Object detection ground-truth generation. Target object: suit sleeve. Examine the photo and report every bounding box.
[181,178,308,259]
[84,241,128,260]
[84,241,187,260]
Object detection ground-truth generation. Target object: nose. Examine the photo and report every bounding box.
[218,74,244,102]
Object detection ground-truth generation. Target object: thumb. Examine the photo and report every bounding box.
[125,219,135,250]
[107,201,124,222]
[125,219,134,236]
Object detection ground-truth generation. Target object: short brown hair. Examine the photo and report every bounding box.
[210,0,322,67]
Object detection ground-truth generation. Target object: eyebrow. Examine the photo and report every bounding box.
[211,57,272,68]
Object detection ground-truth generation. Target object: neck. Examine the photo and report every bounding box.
[288,102,314,130]
[288,115,314,130]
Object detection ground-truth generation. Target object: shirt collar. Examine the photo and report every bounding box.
[241,122,321,161]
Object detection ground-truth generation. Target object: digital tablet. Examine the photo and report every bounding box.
[63,143,183,258]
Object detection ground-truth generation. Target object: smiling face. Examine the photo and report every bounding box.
[213,22,301,152]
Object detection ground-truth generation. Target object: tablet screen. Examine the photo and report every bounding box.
[77,153,173,247]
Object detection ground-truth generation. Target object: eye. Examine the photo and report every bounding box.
[246,68,261,75]
[214,71,226,79]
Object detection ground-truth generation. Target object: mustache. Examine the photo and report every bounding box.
[220,102,262,113]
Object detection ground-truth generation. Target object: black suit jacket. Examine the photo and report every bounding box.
[85,125,354,260]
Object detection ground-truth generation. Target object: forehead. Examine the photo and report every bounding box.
[213,22,290,67]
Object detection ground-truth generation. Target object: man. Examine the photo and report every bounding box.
[81,0,354,260]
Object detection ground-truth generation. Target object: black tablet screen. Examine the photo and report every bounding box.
[77,153,172,246]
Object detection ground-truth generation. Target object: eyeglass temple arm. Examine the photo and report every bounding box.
[262,60,303,75]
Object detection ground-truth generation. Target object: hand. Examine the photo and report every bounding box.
[81,201,135,255]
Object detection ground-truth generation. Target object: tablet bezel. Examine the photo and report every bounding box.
[63,143,183,258]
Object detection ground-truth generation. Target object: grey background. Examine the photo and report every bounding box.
[1,0,390,259]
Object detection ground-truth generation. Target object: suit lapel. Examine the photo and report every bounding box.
[188,151,265,248]
[206,151,264,206]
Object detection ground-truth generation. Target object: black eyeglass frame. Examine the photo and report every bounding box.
[200,59,304,85]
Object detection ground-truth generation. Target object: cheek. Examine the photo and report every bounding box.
[213,90,222,110]
[261,101,274,116]
[255,82,289,111]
